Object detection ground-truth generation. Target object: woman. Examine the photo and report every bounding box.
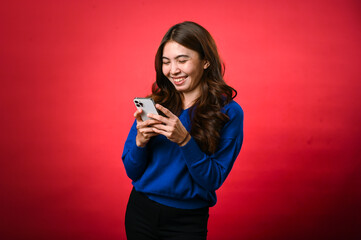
[122,21,244,240]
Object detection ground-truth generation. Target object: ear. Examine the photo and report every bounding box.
[203,60,210,69]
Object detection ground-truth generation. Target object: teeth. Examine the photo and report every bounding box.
[173,77,186,82]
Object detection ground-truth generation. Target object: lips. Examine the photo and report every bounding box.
[172,76,187,85]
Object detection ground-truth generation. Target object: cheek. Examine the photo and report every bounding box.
[187,65,203,79]
[162,65,169,76]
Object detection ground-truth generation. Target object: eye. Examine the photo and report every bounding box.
[178,59,187,64]
[162,61,170,65]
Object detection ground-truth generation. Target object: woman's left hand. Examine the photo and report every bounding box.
[148,104,190,146]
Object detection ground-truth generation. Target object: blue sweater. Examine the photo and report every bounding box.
[122,100,244,209]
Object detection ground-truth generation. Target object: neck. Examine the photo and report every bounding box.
[182,88,201,109]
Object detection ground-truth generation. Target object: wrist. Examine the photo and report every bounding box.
[136,140,146,148]
[178,132,190,146]
[136,136,147,148]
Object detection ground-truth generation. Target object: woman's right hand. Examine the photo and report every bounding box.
[134,109,160,147]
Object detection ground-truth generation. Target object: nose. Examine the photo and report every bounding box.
[170,62,180,75]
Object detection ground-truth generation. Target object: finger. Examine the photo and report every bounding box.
[151,127,170,137]
[134,108,142,116]
[151,123,171,132]
[139,127,157,134]
[134,109,143,122]
[146,132,159,137]
[137,119,162,130]
[140,130,159,140]
[155,104,176,118]
[147,113,170,124]
[143,119,162,126]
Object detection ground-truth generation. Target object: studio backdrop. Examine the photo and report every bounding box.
[1,0,360,239]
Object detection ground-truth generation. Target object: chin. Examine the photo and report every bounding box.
[175,86,188,92]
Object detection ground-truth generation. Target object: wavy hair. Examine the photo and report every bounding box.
[151,21,237,154]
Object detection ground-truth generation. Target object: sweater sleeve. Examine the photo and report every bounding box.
[121,120,149,181]
[180,104,244,191]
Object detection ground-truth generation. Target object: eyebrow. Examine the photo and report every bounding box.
[162,54,190,60]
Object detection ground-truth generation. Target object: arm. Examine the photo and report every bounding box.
[122,108,161,181]
[121,120,149,181]
[182,106,244,191]
[150,102,244,192]
[181,134,243,192]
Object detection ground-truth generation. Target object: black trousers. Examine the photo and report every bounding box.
[125,188,209,240]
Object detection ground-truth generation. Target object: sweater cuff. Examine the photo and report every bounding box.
[130,143,148,161]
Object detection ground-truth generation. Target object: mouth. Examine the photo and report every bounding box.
[172,76,187,85]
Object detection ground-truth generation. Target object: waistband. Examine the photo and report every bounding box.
[132,187,210,210]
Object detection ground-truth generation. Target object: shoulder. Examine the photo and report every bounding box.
[223,100,244,121]
[220,100,244,138]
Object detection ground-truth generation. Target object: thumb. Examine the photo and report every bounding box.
[134,109,144,123]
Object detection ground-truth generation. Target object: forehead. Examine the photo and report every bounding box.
[162,41,199,58]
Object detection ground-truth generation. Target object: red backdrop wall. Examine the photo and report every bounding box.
[1,0,360,239]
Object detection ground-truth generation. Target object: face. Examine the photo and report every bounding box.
[162,41,209,95]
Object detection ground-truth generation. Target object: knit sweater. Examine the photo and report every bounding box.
[122,100,244,209]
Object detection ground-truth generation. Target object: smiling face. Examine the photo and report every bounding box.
[162,41,209,96]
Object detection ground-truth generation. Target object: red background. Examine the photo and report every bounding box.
[1,0,361,239]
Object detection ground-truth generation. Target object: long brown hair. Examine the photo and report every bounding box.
[151,21,237,154]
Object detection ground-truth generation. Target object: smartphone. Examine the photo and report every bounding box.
[133,97,159,121]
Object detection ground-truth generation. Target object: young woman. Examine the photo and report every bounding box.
[122,21,244,240]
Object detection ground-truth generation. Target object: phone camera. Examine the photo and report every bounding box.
[136,102,143,107]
